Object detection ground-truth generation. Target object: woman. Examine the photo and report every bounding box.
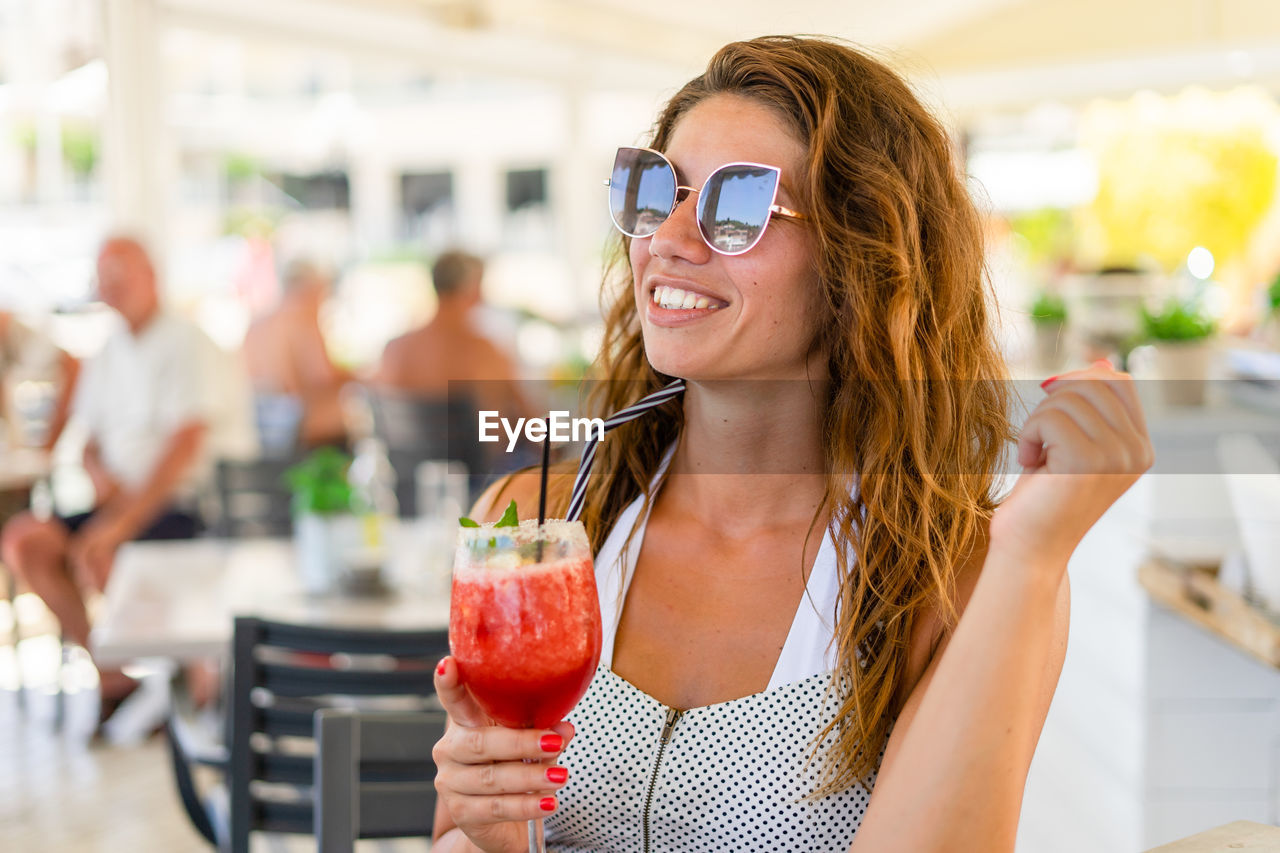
[431,36,1152,852]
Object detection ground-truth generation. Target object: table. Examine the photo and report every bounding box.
[1138,557,1280,670]
[0,446,50,493]
[91,529,453,668]
[1146,820,1280,851]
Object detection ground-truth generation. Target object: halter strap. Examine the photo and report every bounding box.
[566,379,686,522]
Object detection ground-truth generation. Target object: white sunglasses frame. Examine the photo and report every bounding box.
[604,146,807,256]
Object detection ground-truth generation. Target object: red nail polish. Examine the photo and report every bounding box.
[539,797,557,812]
[540,734,563,752]
[546,766,568,783]
[1039,375,1060,390]
[436,659,447,676]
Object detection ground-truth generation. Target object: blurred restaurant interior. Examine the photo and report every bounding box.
[3,0,1280,851]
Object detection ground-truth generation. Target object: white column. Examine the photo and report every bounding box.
[556,85,597,312]
[455,158,503,253]
[349,149,397,255]
[32,1,63,204]
[101,0,169,262]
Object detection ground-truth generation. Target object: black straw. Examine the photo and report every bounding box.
[536,435,550,561]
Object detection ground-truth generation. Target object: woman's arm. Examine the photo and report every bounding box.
[849,545,1069,852]
[850,361,1151,853]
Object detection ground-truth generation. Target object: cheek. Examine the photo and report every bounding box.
[630,241,650,295]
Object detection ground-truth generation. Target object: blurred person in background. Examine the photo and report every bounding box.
[243,258,352,449]
[374,249,536,421]
[0,236,216,705]
[0,308,79,451]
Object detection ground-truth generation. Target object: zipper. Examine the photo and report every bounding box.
[642,707,683,853]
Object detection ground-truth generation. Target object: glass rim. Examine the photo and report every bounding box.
[455,518,589,550]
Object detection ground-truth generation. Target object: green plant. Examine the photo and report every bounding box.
[61,126,98,177]
[1141,299,1217,342]
[1029,291,1068,326]
[283,447,353,515]
[1268,271,1280,316]
[223,152,260,183]
[1009,208,1076,269]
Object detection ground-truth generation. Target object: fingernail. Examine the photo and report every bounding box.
[1039,375,1059,390]
[539,796,557,812]
[546,766,568,784]
[540,734,563,752]
[436,659,447,676]
[1093,358,1113,368]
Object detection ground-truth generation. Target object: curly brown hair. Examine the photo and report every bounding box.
[547,35,1013,795]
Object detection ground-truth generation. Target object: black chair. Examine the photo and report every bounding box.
[212,458,297,538]
[167,616,449,852]
[365,389,485,515]
[313,708,446,851]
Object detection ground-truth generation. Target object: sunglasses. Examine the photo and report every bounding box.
[605,146,807,256]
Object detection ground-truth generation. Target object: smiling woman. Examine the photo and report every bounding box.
[429,35,1153,853]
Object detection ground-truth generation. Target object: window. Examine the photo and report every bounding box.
[505,168,547,212]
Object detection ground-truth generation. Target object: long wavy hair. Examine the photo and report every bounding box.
[545,36,1012,794]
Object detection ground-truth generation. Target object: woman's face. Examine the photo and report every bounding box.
[631,94,825,382]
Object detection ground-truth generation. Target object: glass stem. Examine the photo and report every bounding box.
[527,817,545,852]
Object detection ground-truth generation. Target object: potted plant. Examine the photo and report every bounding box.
[283,447,359,594]
[1141,298,1217,406]
[1029,290,1069,372]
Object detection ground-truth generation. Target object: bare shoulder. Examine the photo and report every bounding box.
[469,468,576,522]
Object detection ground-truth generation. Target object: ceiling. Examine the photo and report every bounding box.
[157,0,1280,109]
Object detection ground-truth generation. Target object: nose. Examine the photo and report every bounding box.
[647,188,712,265]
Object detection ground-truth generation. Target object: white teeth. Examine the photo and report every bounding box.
[652,285,720,310]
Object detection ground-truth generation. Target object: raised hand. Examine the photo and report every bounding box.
[991,360,1154,569]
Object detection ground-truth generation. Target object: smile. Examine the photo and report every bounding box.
[650,285,727,311]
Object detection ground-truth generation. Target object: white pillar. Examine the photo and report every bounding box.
[350,149,397,255]
[555,85,608,313]
[101,0,168,262]
[32,1,63,204]
[455,158,503,253]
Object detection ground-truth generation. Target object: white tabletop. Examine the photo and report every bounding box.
[0,446,50,492]
[91,527,453,667]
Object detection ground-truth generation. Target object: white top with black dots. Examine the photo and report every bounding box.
[543,483,881,852]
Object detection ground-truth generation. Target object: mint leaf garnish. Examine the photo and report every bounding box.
[495,499,519,528]
[459,516,480,528]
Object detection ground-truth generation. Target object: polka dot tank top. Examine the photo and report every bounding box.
[544,475,883,852]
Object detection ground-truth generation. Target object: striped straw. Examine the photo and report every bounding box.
[566,379,686,522]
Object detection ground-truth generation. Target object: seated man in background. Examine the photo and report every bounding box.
[374,249,535,420]
[243,259,352,449]
[0,236,215,702]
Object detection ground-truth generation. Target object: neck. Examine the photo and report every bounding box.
[126,303,159,336]
[665,379,829,531]
[432,300,471,326]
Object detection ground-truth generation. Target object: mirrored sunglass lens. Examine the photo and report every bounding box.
[609,150,675,237]
[697,166,779,252]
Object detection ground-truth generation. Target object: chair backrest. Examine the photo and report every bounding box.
[313,708,446,851]
[226,616,449,853]
[365,390,482,515]
[213,458,297,538]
